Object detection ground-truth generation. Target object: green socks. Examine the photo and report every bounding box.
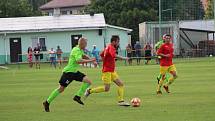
[46,82,90,104]
[47,88,60,104]
[75,82,90,97]
[157,73,170,83]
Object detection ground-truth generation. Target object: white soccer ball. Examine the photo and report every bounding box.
[131,97,141,107]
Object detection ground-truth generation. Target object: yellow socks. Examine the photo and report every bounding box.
[90,86,105,93]
[117,86,124,102]
[90,85,125,102]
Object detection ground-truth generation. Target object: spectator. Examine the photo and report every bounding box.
[34,46,40,69]
[91,45,100,67]
[134,41,142,65]
[56,46,63,69]
[27,47,33,68]
[144,43,152,65]
[126,44,133,65]
[49,48,56,69]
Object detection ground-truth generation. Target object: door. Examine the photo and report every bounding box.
[10,38,22,63]
[71,35,82,49]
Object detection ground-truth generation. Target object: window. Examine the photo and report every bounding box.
[48,12,53,16]
[32,37,47,51]
[70,11,73,14]
[61,11,67,15]
[73,10,78,14]
[39,37,46,51]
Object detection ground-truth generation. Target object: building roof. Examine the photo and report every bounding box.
[106,24,132,32]
[179,20,215,32]
[0,14,132,34]
[40,0,90,10]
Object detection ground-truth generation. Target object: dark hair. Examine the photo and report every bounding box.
[27,47,32,53]
[165,34,171,37]
[111,35,119,43]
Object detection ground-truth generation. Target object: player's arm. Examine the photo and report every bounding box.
[82,54,97,65]
[76,54,96,64]
[116,55,128,60]
[157,46,170,58]
[109,47,128,60]
[77,58,96,64]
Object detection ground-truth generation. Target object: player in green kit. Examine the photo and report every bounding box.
[155,34,170,84]
[43,38,97,112]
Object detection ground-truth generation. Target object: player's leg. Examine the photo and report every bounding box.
[85,72,111,98]
[43,85,66,112]
[43,72,71,112]
[163,65,178,93]
[157,66,167,94]
[156,73,162,84]
[73,71,92,105]
[113,76,130,106]
[74,76,91,97]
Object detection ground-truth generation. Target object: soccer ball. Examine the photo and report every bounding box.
[131,98,141,107]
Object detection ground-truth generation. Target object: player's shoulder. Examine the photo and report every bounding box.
[72,46,82,54]
[160,43,166,47]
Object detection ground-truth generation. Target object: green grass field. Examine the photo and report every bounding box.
[0,58,215,121]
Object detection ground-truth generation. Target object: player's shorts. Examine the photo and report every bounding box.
[59,71,86,87]
[160,65,177,75]
[34,55,40,61]
[102,72,119,84]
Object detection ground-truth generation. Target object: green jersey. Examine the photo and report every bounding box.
[155,39,164,50]
[63,46,84,73]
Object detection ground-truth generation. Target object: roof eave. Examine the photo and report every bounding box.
[106,24,133,32]
[0,27,106,34]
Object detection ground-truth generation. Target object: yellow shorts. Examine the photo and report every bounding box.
[160,65,177,75]
[102,72,119,84]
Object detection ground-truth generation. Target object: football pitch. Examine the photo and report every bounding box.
[0,58,215,121]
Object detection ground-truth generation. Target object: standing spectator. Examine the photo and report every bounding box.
[126,44,132,65]
[134,41,142,65]
[144,43,152,65]
[34,46,40,69]
[27,47,33,68]
[56,46,63,69]
[91,45,100,67]
[49,48,56,69]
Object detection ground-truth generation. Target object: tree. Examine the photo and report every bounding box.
[0,0,51,18]
[86,0,158,43]
[28,0,52,16]
[0,0,33,18]
[204,0,214,19]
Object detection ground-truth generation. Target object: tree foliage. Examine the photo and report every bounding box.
[0,0,51,18]
[204,0,214,19]
[86,0,158,42]
[86,0,205,43]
